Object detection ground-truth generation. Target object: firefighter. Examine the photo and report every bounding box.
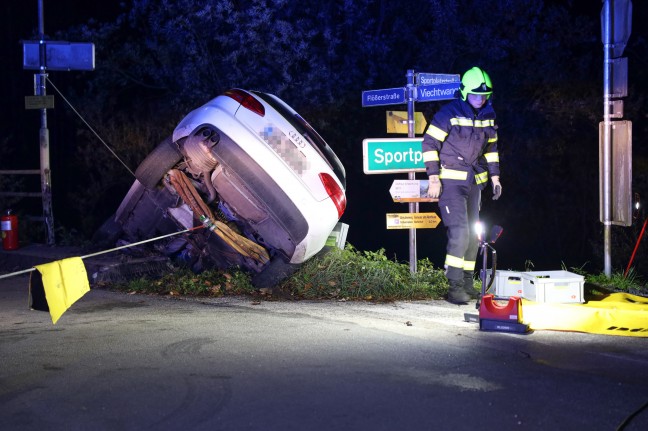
[422,66,502,304]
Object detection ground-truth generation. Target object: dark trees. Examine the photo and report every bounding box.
[3,0,647,276]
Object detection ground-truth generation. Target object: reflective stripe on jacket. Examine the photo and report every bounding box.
[421,98,499,183]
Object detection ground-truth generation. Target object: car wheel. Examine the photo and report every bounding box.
[251,255,301,289]
[135,135,182,189]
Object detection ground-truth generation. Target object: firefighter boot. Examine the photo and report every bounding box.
[463,271,479,299]
[447,279,471,304]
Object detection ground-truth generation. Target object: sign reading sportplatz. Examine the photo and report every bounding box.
[362,138,425,174]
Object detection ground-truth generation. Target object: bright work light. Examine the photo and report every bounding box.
[475,222,484,242]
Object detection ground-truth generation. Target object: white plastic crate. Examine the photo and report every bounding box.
[494,270,524,297]
[521,270,584,303]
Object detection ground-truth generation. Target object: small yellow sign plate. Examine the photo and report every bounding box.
[386,212,441,229]
[25,95,54,110]
[386,111,426,134]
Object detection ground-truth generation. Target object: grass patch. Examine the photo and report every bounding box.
[584,269,646,296]
[113,245,449,301]
[112,244,646,301]
[564,263,647,297]
[114,267,256,297]
[276,245,448,301]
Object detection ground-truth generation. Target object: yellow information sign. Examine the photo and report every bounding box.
[386,111,426,134]
[386,212,441,229]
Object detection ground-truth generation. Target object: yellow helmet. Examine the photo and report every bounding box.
[460,67,493,100]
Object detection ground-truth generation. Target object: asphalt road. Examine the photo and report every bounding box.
[1,274,647,431]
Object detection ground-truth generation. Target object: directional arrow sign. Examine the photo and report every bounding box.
[386,212,442,229]
[389,179,435,202]
[361,87,406,107]
[363,138,425,174]
[416,82,460,102]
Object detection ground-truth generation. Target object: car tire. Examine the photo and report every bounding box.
[135,135,182,189]
[251,255,301,289]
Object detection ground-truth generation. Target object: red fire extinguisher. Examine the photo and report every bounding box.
[1,210,19,250]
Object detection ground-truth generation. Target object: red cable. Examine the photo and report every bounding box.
[625,217,648,278]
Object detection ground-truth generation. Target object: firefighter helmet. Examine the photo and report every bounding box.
[460,67,493,100]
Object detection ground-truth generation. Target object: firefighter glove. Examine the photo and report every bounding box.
[428,175,441,199]
[491,175,502,200]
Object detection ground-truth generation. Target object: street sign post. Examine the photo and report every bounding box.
[362,70,458,273]
[601,0,633,276]
[21,0,96,246]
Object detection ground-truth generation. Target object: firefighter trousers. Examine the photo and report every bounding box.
[438,179,482,282]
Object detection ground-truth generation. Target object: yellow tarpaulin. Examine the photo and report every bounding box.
[34,257,90,324]
[522,293,648,337]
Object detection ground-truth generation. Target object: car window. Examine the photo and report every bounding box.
[252,91,346,190]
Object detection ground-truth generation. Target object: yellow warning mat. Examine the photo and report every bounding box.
[521,293,648,337]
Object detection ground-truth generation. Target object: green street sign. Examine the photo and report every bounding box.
[362,138,425,174]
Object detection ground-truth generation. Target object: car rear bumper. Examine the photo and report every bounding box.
[210,128,309,262]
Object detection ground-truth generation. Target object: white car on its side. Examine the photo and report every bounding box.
[96,89,346,287]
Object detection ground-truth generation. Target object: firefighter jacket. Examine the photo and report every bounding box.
[422,98,499,188]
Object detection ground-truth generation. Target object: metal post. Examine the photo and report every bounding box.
[406,70,417,273]
[602,0,613,276]
[37,0,55,245]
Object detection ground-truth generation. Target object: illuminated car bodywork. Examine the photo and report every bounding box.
[96,89,346,287]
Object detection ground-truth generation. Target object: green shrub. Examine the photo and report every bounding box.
[277,245,447,301]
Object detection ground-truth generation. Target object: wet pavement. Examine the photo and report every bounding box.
[1,244,648,430]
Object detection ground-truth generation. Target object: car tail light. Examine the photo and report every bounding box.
[223,89,265,116]
[319,173,346,219]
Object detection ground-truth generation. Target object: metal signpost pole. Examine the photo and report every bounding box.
[602,0,612,277]
[361,72,458,275]
[601,0,632,277]
[22,3,94,245]
[406,70,417,274]
[37,0,55,245]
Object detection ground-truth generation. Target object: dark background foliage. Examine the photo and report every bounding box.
[1,0,647,277]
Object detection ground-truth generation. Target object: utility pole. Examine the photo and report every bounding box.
[37,0,55,245]
[22,1,95,245]
[600,0,632,276]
